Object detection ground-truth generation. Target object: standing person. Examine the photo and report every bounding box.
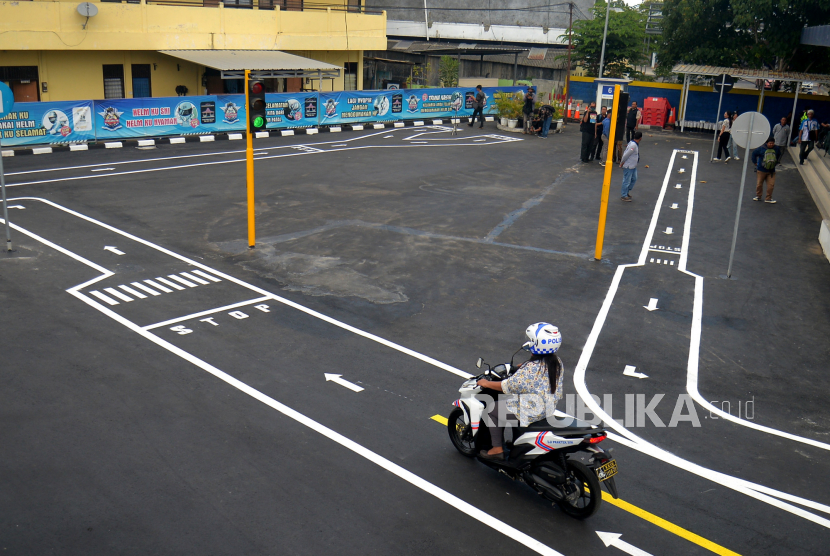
[798,109,820,165]
[522,86,536,134]
[726,111,740,161]
[751,137,780,204]
[619,131,642,201]
[538,103,554,138]
[580,102,598,163]
[772,117,790,166]
[468,85,486,129]
[715,111,732,161]
[593,105,608,161]
[598,108,612,167]
[625,101,641,142]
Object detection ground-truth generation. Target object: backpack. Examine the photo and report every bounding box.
[763,148,777,170]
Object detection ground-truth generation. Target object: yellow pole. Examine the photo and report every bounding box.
[593,84,620,260]
[245,69,255,249]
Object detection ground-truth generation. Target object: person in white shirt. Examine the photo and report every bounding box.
[715,111,732,161]
[619,131,642,201]
[798,109,820,165]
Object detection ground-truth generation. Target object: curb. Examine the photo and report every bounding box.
[0,116,496,157]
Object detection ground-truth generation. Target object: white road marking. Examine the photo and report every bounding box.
[190,269,221,282]
[103,245,125,255]
[671,203,679,209]
[142,296,272,330]
[91,168,115,172]
[131,281,162,296]
[675,184,682,189]
[154,276,185,291]
[180,271,210,285]
[118,284,147,299]
[332,144,347,147]
[8,205,25,209]
[104,287,134,302]
[89,290,119,305]
[643,298,659,311]
[623,365,649,379]
[663,227,673,235]
[144,278,173,293]
[384,135,394,138]
[596,532,652,556]
[324,373,365,393]
[168,274,197,288]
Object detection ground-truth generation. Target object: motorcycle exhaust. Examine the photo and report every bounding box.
[530,474,564,501]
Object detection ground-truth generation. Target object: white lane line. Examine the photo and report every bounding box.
[180,271,210,285]
[190,269,221,282]
[11,196,830,528]
[4,209,567,556]
[144,278,173,293]
[118,284,147,299]
[168,274,198,288]
[131,281,162,296]
[104,287,134,302]
[154,277,185,291]
[91,168,115,172]
[89,290,119,306]
[142,296,272,330]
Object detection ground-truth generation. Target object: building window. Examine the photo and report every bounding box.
[347,0,362,12]
[344,62,358,91]
[103,64,125,99]
[131,64,152,98]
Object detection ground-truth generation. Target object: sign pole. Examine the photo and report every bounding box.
[0,137,11,251]
[725,112,755,279]
[245,69,255,249]
[710,74,727,162]
[593,84,620,261]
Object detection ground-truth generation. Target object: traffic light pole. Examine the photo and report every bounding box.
[244,69,255,249]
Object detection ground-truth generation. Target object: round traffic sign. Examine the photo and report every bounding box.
[0,81,14,118]
[731,111,770,150]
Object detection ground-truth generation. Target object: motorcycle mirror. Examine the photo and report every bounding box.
[476,358,483,369]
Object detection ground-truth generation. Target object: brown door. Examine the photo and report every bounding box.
[12,81,39,102]
[285,78,302,93]
[205,75,223,95]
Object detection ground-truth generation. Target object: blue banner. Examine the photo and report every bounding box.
[0,100,96,146]
[264,92,320,129]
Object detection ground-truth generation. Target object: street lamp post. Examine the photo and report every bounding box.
[598,3,623,79]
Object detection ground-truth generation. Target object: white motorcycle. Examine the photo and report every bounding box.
[446,356,619,519]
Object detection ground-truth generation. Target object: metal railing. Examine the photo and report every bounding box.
[100,0,381,14]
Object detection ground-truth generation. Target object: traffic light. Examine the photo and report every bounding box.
[248,78,267,132]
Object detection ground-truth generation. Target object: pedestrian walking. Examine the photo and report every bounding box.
[715,111,732,161]
[798,109,819,165]
[772,117,790,166]
[625,101,641,142]
[581,102,598,162]
[751,137,780,204]
[593,105,608,161]
[522,86,536,134]
[726,111,740,161]
[619,131,642,201]
[468,85,486,129]
[538,103,554,138]
[598,108,612,167]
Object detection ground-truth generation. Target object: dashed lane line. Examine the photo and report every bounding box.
[429,415,741,556]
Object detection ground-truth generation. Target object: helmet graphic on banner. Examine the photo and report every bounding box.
[523,322,561,355]
[287,99,302,120]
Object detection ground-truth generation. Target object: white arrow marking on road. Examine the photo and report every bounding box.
[678,168,686,173]
[596,531,653,556]
[623,365,648,379]
[7,205,25,209]
[324,373,364,392]
[103,246,125,255]
[670,203,678,209]
[663,227,673,235]
[643,298,659,311]
[675,183,682,189]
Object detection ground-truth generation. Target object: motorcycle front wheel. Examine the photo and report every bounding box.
[556,460,602,519]
[447,408,476,457]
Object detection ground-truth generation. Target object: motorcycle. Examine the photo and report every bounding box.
[446,355,619,519]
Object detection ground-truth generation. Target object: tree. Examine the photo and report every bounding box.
[564,0,647,78]
[439,56,459,88]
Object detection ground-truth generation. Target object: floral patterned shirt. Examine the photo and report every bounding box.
[501,358,564,426]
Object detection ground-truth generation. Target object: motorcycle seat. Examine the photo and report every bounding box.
[517,416,599,436]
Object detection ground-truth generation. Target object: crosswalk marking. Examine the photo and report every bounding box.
[191,269,221,283]
[131,282,162,296]
[104,287,134,302]
[180,271,209,285]
[155,276,185,291]
[118,284,147,299]
[145,278,174,293]
[90,290,120,306]
[168,274,197,288]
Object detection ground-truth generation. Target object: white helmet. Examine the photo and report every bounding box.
[523,322,561,355]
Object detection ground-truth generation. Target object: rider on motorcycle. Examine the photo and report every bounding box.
[476,323,565,461]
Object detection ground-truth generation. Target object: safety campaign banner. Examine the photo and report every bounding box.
[0,100,96,146]
[264,92,320,128]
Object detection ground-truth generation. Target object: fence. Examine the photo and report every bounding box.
[0,86,524,147]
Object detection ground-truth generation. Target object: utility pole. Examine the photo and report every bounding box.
[565,2,573,100]
[598,0,612,78]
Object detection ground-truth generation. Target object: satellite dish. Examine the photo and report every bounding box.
[77,2,98,17]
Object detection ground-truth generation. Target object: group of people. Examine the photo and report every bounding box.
[521,86,557,138]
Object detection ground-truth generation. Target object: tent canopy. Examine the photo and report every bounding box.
[672,64,830,84]
[159,50,341,79]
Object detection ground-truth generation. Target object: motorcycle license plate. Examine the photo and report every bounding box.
[594,459,618,482]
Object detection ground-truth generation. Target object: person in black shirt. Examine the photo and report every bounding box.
[626,101,641,142]
[522,86,536,134]
[468,85,486,129]
[581,102,598,162]
[593,105,607,160]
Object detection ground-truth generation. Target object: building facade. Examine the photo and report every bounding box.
[0,0,386,102]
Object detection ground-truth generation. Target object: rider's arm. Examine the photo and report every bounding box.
[476,379,503,391]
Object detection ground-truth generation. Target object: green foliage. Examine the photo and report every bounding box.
[563,0,647,78]
[657,0,830,74]
[405,61,432,88]
[438,56,459,88]
[493,91,524,119]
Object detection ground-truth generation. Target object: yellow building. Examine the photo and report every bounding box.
[0,0,386,102]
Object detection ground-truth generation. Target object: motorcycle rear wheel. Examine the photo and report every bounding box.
[556,460,602,519]
[447,408,477,457]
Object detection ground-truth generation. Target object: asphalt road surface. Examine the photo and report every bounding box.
[2,124,829,555]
